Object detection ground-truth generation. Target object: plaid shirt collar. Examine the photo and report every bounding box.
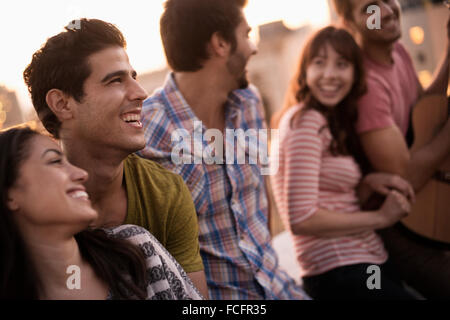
[162,72,249,131]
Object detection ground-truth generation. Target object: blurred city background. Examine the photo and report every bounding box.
[1,0,448,132]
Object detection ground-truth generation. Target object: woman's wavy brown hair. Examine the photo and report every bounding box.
[272,26,370,172]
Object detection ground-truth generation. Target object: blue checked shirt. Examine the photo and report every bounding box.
[138,73,308,300]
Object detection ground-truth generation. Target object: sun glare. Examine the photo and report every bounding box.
[1,0,330,115]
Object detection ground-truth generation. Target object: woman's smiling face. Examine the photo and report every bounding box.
[7,135,98,231]
[306,43,355,108]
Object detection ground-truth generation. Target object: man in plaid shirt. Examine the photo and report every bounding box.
[138,0,309,299]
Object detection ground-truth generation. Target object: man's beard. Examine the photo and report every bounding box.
[227,51,249,90]
[237,73,249,89]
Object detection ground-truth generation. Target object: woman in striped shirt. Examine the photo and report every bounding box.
[271,26,416,299]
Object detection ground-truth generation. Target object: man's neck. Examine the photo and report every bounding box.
[61,137,127,226]
[174,70,231,131]
[361,39,396,66]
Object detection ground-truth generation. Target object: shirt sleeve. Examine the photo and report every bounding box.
[165,174,204,273]
[356,75,395,134]
[105,225,203,300]
[282,111,325,227]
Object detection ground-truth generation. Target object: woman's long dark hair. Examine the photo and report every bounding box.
[0,127,147,299]
[272,26,370,173]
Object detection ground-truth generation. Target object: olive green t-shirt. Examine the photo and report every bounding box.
[123,154,204,273]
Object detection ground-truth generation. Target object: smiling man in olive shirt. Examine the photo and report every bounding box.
[23,18,208,297]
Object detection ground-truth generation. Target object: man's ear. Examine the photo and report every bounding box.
[45,89,74,121]
[209,32,231,58]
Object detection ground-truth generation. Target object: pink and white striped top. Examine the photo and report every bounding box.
[271,105,388,277]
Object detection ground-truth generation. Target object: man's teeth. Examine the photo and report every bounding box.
[69,190,89,200]
[121,114,141,122]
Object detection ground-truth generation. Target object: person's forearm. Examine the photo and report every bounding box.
[356,182,374,205]
[291,208,384,238]
[407,119,450,191]
[424,44,449,96]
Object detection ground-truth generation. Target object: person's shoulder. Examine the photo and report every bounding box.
[232,84,268,127]
[296,108,327,128]
[125,154,186,189]
[363,65,391,95]
[105,224,180,267]
[394,41,411,58]
[279,105,326,129]
[142,87,167,113]
[126,154,177,177]
[393,41,417,74]
[141,87,173,133]
[105,224,167,255]
[103,224,150,240]
[279,104,300,128]
[142,73,181,112]
[279,106,327,142]
[233,84,261,104]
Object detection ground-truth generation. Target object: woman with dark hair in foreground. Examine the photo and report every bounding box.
[0,127,202,300]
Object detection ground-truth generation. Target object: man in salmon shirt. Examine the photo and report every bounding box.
[332,0,450,298]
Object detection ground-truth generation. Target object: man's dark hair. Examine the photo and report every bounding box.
[23,18,126,138]
[332,0,355,22]
[160,0,247,72]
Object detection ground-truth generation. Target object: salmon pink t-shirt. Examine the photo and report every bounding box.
[356,42,420,136]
